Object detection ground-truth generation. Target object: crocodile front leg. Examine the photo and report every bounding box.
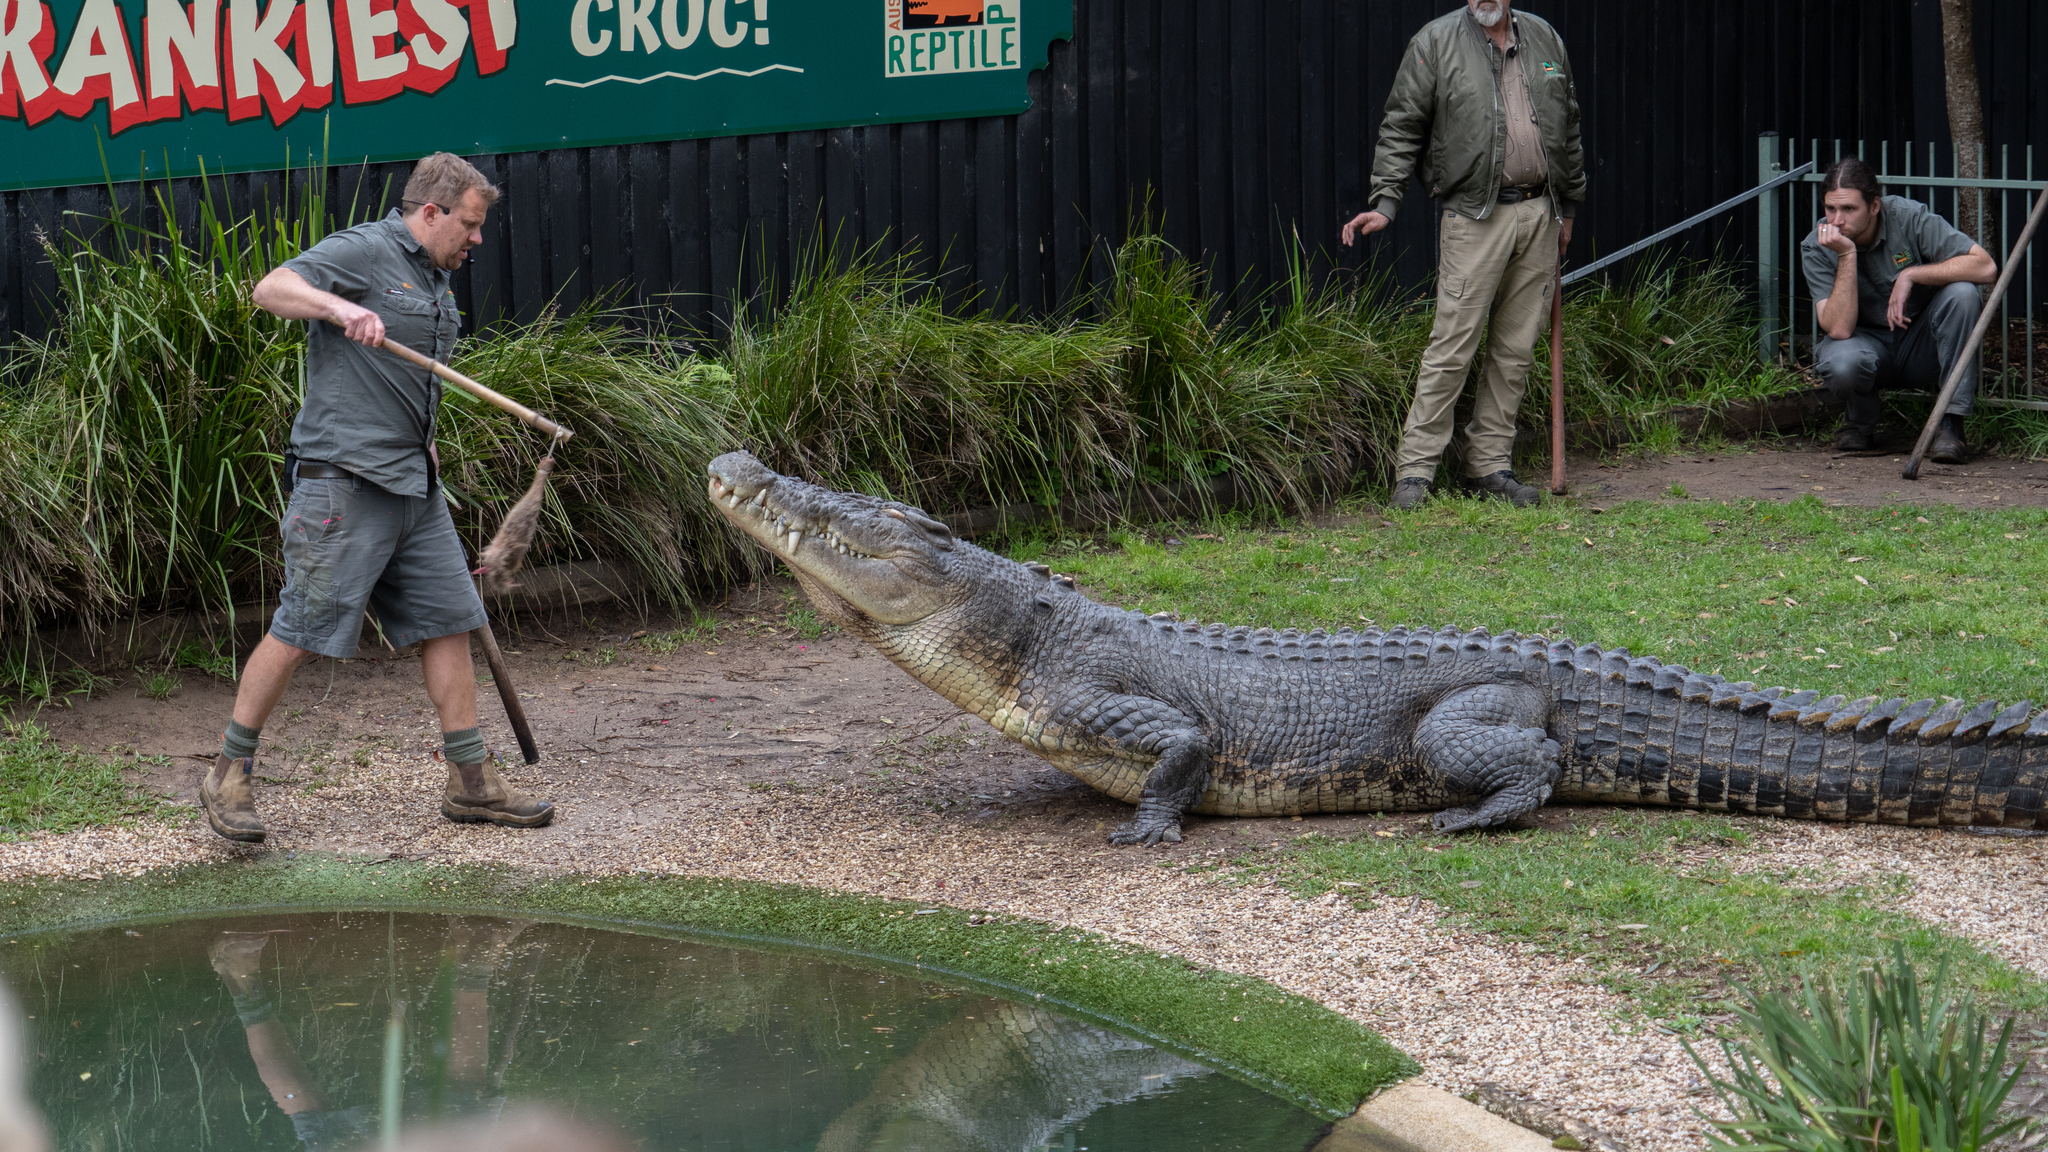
[1062,694,1209,846]
[1415,682,1560,832]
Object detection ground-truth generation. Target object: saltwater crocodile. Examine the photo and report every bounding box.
[707,451,2045,844]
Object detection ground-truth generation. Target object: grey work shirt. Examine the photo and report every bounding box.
[280,211,460,498]
[1800,195,1977,333]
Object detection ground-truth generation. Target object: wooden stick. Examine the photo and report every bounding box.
[1549,263,1567,495]
[1903,180,2048,480]
[376,337,574,442]
[473,620,540,765]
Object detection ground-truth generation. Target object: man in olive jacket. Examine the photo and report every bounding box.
[1342,0,1585,509]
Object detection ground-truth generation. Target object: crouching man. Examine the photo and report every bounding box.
[1803,157,1996,460]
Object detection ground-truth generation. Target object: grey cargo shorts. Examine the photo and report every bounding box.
[270,477,488,659]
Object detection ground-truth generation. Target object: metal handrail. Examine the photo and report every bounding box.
[1562,161,1816,286]
[1795,171,2042,192]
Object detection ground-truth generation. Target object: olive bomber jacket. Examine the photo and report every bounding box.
[1368,8,1586,223]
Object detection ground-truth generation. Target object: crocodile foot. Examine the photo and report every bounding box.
[1108,816,1183,846]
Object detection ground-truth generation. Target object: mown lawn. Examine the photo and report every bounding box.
[1018,491,2048,708]
[1022,493,2048,1018]
[0,721,170,840]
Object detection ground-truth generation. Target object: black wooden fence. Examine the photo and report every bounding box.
[3,0,2045,346]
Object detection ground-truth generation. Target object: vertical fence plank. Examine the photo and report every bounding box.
[588,146,628,313]
[462,153,510,332]
[1047,33,1087,306]
[1193,0,1231,293]
[628,143,671,317]
[974,115,1012,313]
[936,118,974,306]
[787,130,823,268]
[822,128,864,259]
[863,125,899,261]
[670,140,709,324]
[1082,0,1120,292]
[547,149,588,311]
[899,119,938,283]
[1228,0,1266,300]
[506,152,545,324]
[1014,71,1051,313]
[0,191,15,348]
[705,136,745,326]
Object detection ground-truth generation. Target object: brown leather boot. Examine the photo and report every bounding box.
[201,754,266,843]
[443,754,555,828]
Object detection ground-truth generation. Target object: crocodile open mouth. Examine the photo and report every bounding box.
[706,452,957,627]
[707,470,881,562]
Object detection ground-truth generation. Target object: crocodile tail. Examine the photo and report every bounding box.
[1543,644,2044,828]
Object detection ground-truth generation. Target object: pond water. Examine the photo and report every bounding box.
[7,912,1331,1151]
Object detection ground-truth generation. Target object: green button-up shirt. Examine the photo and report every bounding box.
[281,211,460,497]
[1800,195,1977,332]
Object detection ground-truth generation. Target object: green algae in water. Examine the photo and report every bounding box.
[9,912,1330,1150]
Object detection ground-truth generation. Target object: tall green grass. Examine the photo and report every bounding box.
[0,196,1808,698]
[1528,258,1807,447]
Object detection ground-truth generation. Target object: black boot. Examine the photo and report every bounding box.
[1388,478,1430,511]
[1928,414,1967,465]
[1468,470,1542,508]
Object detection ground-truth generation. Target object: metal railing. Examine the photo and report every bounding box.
[1757,133,2041,409]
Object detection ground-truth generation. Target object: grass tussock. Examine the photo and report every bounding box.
[1531,259,1807,452]
[1690,945,2036,1151]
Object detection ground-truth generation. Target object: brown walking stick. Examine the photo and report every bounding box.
[1549,263,1568,495]
[1903,180,2048,480]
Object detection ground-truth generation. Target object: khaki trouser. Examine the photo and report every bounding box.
[1396,196,1560,482]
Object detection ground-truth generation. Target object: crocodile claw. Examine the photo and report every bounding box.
[1108,818,1183,846]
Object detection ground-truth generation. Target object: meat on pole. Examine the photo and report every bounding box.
[1903,180,2048,480]
[357,331,574,765]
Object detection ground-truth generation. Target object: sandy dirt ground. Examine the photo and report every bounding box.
[1566,442,2048,510]
[9,442,2048,1151]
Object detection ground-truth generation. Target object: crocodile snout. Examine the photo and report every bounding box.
[707,451,777,500]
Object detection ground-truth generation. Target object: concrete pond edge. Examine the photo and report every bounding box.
[0,853,1417,1123]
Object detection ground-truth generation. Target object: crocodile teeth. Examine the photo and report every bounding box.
[787,528,803,552]
[724,493,739,508]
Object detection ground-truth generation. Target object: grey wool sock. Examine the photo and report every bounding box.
[441,727,487,766]
[222,719,261,760]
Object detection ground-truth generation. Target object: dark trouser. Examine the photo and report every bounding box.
[1813,281,1982,431]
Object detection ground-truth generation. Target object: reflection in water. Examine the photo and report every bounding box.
[817,1000,1205,1152]
[0,983,50,1152]
[209,918,535,1149]
[9,913,1326,1151]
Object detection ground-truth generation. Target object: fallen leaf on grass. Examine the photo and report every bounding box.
[1854,575,1869,586]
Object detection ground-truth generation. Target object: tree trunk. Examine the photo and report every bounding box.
[1939,0,1994,254]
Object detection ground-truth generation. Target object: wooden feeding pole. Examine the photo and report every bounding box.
[1549,263,1567,495]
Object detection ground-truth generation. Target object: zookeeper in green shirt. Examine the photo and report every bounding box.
[1340,0,1585,510]
[1802,156,1996,463]
[200,152,555,844]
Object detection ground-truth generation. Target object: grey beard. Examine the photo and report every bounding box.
[1471,3,1505,27]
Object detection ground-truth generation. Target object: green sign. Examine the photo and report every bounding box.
[0,0,1071,191]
